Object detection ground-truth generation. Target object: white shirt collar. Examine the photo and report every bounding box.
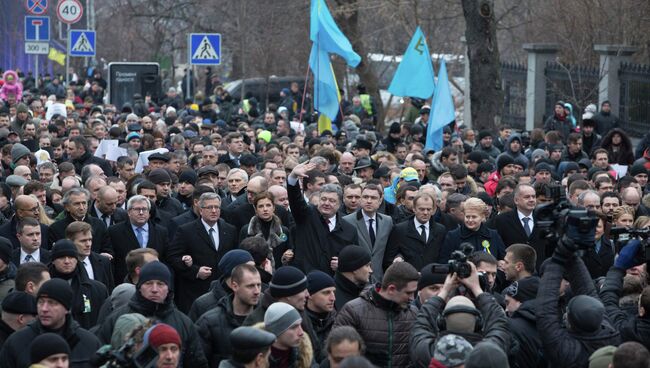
[414,217,429,229]
[362,211,376,223]
[201,219,219,232]
[517,210,533,222]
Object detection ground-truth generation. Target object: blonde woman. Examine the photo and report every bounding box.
[440,197,506,262]
[612,205,635,228]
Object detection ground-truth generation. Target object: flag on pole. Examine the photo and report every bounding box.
[425,59,455,151]
[48,48,66,66]
[388,27,435,99]
[309,44,341,128]
[310,0,361,68]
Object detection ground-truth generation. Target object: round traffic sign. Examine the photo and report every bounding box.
[25,0,49,15]
[56,0,83,24]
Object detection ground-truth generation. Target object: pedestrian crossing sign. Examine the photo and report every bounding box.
[189,33,221,65]
[69,29,95,57]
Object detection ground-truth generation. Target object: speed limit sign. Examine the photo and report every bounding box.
[56,0,83,24]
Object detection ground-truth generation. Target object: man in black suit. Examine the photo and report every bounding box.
[48,188,108,254]
[87,186,128,228]
[216,132,244,169]
[0,195,49,250]
[494,184,547,271]
[103,195,169,286]
[11,218,51,266]
[168,192,237,313]
[383,192,446,271]
[167,185,216,240]
[65,221,114,292]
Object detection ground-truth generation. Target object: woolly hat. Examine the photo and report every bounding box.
[258,130,272,143]
[589,345,617,368]
[464,341,509,368]
[51,239,78,260]
[433,334,474,368]
[148,168,171,184]
[137,261,172,289]
[503,276,540,303]
[0,237,12,265]
[11,143,30,164]
[270,266,307,298]
[147,323,182,348]
[418,264,447,291]
[218,249,253,278]
[16,103,29,114]
[307,271,335,295]
[126,132,141,142]
[2,291,37,315]
[264,302,302,337]
[37,278,73,310]
[467,151,487,164]
[531,148,548,161]
[389,122,401,135]
[30,333,71,364]
[630,162,648,177]
[178,169,197,186]
[444,296,479,333]
[496,154,515,173]
[567,295,605,333]
[477,130,492,141]
[337,245,371,273]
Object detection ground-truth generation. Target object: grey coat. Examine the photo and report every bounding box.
[342,210,393,283]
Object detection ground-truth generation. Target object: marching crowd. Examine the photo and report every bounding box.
[1,68,650,368]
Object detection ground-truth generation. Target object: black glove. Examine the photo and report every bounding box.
[552,235,577,265]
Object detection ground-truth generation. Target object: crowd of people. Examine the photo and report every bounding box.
[0,67,650,368]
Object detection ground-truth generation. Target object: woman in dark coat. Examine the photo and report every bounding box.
[600,128,635,165]
[439,197,506,262]
[239,191,292,268]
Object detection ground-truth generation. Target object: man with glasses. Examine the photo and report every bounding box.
[104,195,169,286]
[0,195,49,250]
[168,193,237,313]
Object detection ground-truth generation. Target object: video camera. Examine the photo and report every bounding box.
[533,184,598,250]
[91,341,158,368]
[431,243,490,291]
[610,227,650,264]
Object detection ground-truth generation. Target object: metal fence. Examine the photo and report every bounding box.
[544,62,600,123]
[619,63,650,137]
[501,62,527,131]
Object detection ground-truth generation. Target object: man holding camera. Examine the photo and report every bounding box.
[409,262,510,368]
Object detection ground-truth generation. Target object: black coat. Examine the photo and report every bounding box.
[334,272,366,311]
[167,218,237,313]
[383,217,446,271]
[581,238,615,279]
[0,217,50,250]
[49,214,108,254]
[600,267,650,347]
[0,315,101,368]
[306,307,336,363]
[188,277,231,322]
[287,181,358,274]
[72,151,114,177]
[217,153,240,169]
[167,209,199,240]
[224,193,295,233]
[439,223,506,263]
[86,251,115,292]
[157,196,185,217]
[11,247,51,266]
[508,300,545,368]
[0,319,14,347]
[103,221,169,286]
[196,294,245,367]
[493,210,548,271]
[87,203,128,228]
[537,257,620,367]
[95,291,208,368]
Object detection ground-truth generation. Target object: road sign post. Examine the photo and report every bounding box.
[187,33,221,99]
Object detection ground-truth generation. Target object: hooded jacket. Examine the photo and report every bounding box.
[0,71,23,101]
[497,134,529,169]
[95,290,208,368]
[188,277,231,321]
[537,256,620,367]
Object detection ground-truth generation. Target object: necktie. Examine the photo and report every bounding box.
[523,217,532,237]
[24,254,33,263]
[368,218,376,246]
[101,214,109,227]
[136,227,145,247]
[420,224,427,243]
[209,228,218,250]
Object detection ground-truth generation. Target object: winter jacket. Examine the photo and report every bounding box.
[537,257,620,368]
[265,321,315,368]
[334,272,367,311]
[600,266,650,347]
[196,295,246,367]
[409,293,510,368]
[189,277,231,321]
[498,134,529,169]
[95,291,208,368]
[333,286,417,368]
[305,307,336,363]
[560,148,589,163]
[544,115,572,140]
[483,171,501,197]
[439,223,506,262]
[508,300,545,368]
[0,263,16,303]
[71,151,114,178]
[472,144,501,161]
[0,71,23,101]
[49,264,108,329]
[593,112,620,136]
[0,315,101,368]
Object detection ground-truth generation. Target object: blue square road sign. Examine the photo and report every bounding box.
[189,33,221,65]
[69,30,96,57]
[25,16,50,42]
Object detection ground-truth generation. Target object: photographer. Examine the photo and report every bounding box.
[599,240,650,347]
[536,236,621,367]
[409,262,509,368]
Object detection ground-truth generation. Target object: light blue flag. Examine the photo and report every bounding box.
[388,27,435,99]
[425,59,455,151]
[310,0,361,68]
[310,43,341,121]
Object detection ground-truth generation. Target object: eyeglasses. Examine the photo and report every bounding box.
[19,205,39,213]
[201,205,220,211]
[129,207,149,213]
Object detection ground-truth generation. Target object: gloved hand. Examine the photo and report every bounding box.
[552,235,576,265]
[614,239,642,270]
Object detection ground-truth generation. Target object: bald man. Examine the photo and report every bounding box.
[89,186,128,228]
[0,195,50,249]
[268,185,289,210]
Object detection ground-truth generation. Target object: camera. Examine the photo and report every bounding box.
[431,243,475,279]
[534,184,598,250]
[610,227,650,264]
[91,341,158,368]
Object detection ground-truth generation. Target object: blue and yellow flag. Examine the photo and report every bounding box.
[425,59,456,151]
[388,27,435,99]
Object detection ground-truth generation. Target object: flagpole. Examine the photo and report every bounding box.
[298,60,310,124]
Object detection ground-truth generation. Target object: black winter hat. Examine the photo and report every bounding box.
[496,155,515,173]
[0,237,12,265]
[567,295,605,333]
[631,162,648,177]
[270,266,307,298]
[178,169,197,185]
[467,151,487,164]
[148,168,172,184]
[476,162,494,175]
[337,245,371,273]
[418,263,447,291]
[30,333,71,364]
[51,239,78,260]
[2,291,37,315]
[37,278,73,310]
[137,261,172,289]
[477,130,492,141]
[307,271,335,295]
[389,122,401,135]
